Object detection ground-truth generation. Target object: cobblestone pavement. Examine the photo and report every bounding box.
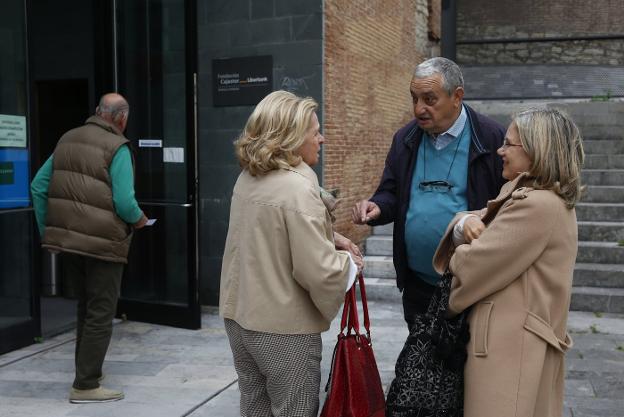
[1,303,623,417]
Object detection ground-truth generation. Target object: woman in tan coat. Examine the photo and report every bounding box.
[433,108,585,417]
[219,90,361,417]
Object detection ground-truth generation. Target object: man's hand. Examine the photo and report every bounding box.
[133,214,148,229]
[334,231,364,273]
[351,200,381,225]
[463,216,486,243]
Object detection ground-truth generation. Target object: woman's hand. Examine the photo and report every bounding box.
[334,231,364,273]
[463,216,486,243]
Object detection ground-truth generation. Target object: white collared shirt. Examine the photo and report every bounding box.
[429,105,468,150]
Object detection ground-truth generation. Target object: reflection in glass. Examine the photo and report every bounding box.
[0,0,33,339]
[115,0,195,319]
[117,0,187,203]
[0,212,33,328]
[122,205,189,304]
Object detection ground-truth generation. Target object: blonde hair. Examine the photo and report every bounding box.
[513,108,585,208]
[234,90,318,176]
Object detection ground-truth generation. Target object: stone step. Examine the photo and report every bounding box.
[364,277,624,313]
[583,140,624,155]
[467,101,624,140]
[576,241,624,264]
[366,235,393,256]
[584,154,624,169]
[555,103,624,139]
[365,255,396,279]
[574,263,624,288]
[570,287,624,314]
[576,203,624,222]
[372,223,393,236]
[582,169,624,186]
[365,256,624,288]
[362,277,401,303]
[581,186,624,203]
[578,221,624,242]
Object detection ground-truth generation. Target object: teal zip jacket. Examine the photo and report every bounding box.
[31,144,142,237]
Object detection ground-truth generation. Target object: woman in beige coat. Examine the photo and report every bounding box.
[219,90,361,417]
[433,108,585,417]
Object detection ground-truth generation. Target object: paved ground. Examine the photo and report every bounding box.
[1,302,623,417]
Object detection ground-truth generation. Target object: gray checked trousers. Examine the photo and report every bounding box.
[224,319,323,417]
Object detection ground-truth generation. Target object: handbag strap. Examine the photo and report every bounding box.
[339,290,351,331]
[348,286,360,334]
[357,273,371,336]
[339,273,372,337]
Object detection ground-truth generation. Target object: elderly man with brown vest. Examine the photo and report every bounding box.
[31,93,147,403]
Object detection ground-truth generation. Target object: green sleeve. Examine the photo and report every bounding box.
[31,155,53,237]
[110,145,143,224]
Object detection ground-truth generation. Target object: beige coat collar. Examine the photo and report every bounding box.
[481,172,534,224]
[282,162,319,188]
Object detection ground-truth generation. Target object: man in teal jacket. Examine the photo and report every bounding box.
[31,93,147,403]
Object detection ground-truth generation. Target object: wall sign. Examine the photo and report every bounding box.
[0,114,27,148]
[213,55,273,106]
[0,149,30,209]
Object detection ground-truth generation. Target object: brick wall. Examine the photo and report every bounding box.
[323,0,438,245]
[457,0,624,66]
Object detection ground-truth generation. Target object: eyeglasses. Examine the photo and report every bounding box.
[419,180,453,193]
[501,139,523,150]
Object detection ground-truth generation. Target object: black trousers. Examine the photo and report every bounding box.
[402,272,436,333]
[63,253,124,390]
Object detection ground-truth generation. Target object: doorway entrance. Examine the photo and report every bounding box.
[26,0,200,340]
[29,0,97,338]
[114,0,200,329]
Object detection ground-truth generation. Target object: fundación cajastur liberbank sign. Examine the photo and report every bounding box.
[212,55,273,106]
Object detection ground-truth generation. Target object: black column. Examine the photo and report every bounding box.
[441,0,456,61]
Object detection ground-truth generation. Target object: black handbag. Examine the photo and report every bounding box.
[385,271,470,417]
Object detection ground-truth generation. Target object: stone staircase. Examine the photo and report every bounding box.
[362,101,624,313]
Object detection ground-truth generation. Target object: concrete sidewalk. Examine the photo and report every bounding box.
[1,302,624,417]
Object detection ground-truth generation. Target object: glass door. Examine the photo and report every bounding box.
[113,0,200,329]
[0,0,39,354]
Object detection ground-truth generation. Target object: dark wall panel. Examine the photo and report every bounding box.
[197,0,323,305]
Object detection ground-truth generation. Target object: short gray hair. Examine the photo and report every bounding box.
[97,95,130,120]
[413,57,464,96]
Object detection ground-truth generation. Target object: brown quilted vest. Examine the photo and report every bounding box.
[42,116,134,263]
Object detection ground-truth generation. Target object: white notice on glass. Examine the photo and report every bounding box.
[145,218,157,226]
[0,114,27,148]
[163,147,184,163]
[138,139,162,148]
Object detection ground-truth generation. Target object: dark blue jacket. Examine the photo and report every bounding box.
[369,105,506,290]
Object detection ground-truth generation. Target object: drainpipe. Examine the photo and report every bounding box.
[441,0,456,61]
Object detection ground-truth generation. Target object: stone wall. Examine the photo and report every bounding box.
[457,0,624,37]
[323,0,438,245]
[456,0,624,66]
[458,39,624,66]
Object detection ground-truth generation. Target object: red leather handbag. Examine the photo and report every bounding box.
[320,273,386,417]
